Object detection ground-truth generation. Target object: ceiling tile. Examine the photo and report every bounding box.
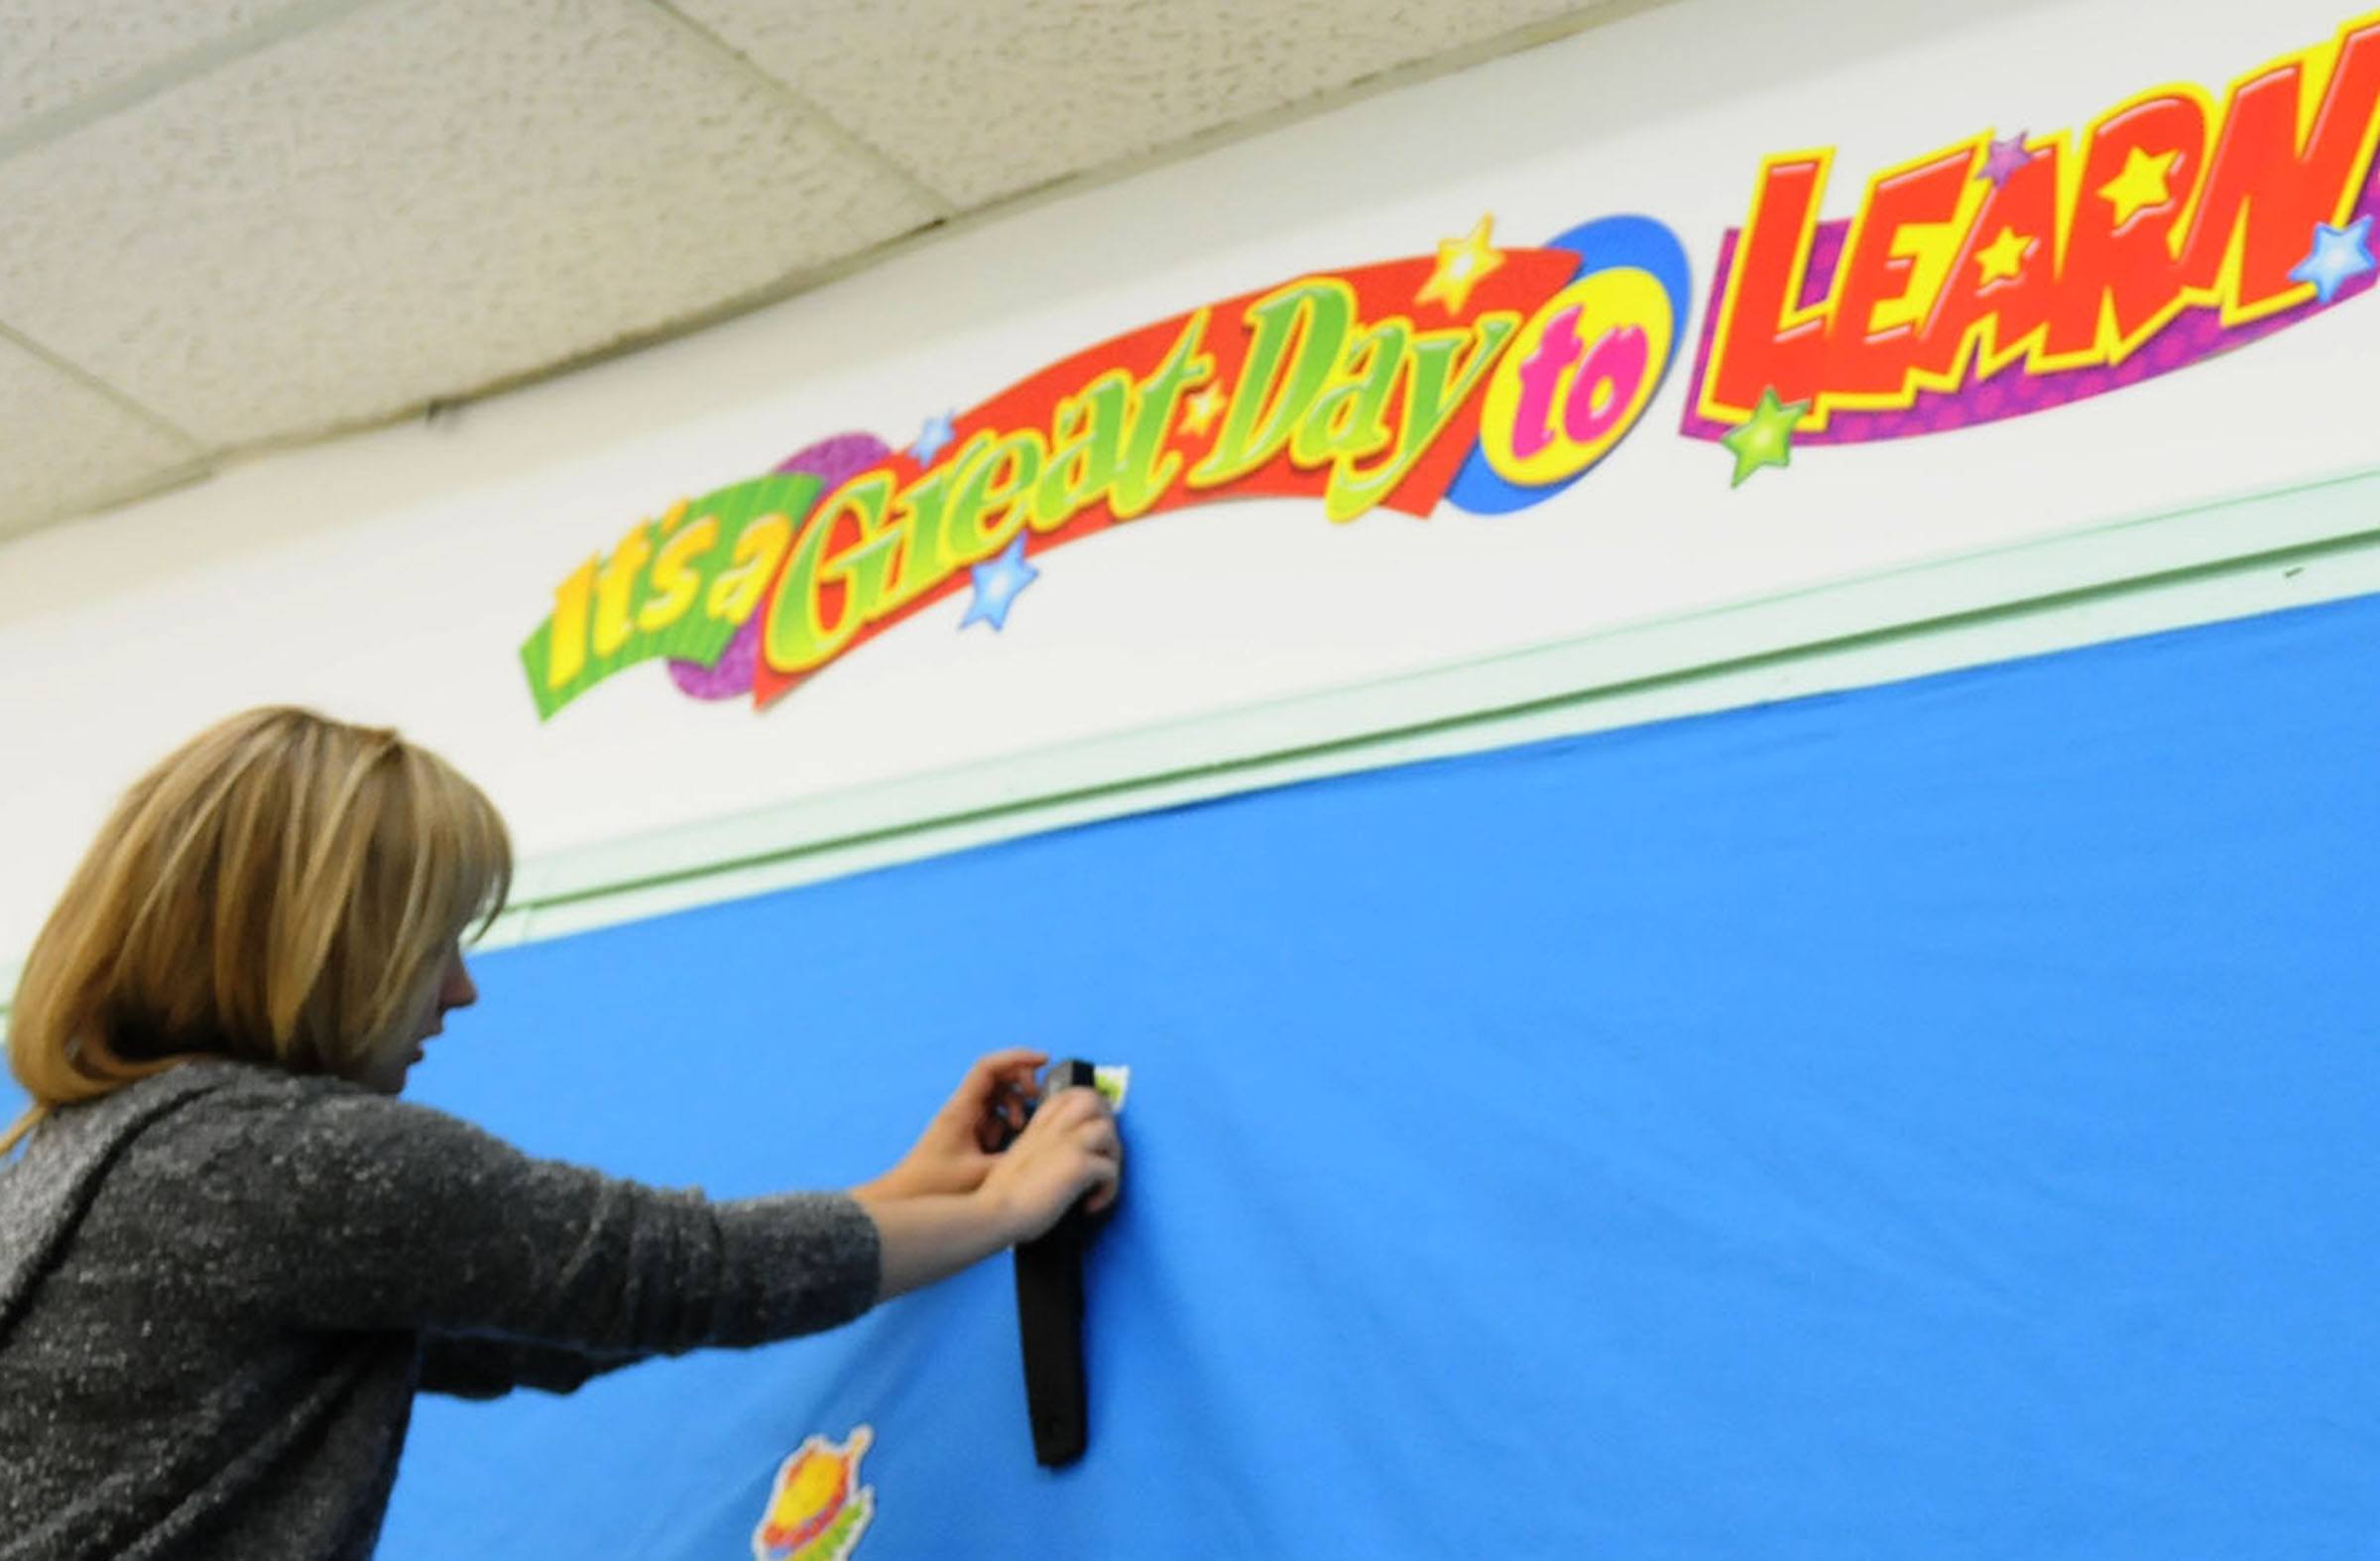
[679,0,1618,206]
[0,334,204,540]
[0,0,940,447]
[0,0,327,139]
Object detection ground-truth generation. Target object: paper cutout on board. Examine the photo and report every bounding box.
[751,1426,875,1561]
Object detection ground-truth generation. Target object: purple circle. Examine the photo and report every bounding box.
[667,431,894,700]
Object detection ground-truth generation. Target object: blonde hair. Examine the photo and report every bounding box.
[2,707,511,1155]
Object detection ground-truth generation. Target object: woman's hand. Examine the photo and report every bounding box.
[858,1048,1046,1205]
[977,1085,1122,1244]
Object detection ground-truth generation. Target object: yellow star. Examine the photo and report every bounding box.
[1180,381,1228,438]
[2097,147,2179,227]
[1415,214,1506,314]
[1974,226,2034,286]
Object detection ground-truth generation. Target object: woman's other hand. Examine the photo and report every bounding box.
[860,1048,1045,1204]
[977,1085,1122,1243]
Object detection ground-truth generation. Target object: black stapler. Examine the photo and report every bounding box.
[1010,1057,1105,1468]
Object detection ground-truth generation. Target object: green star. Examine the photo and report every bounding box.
[1720,387,1812,487]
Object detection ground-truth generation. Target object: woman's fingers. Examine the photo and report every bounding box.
[1074,1112,1120,1161]
[1006,1086,1103,1150]
[1043,1084,1107,1124]
[1077,1142,1122,1214]
[977,1046,1047,1077]
[957,1050,1047,1147]
[956,1049,1043,1106]
[1012,1088,1117,1156]
[962,1049,1045,1105]
[1061,1104,1122,1212]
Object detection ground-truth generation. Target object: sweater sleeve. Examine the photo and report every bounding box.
[139,1081,883,1354]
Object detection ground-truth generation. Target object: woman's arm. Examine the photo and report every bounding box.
[159,1065,1119,1358]
[162,1084,881,1353]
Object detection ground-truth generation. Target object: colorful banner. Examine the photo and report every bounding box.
[520,217,1692,718]
[523,9,2380,719]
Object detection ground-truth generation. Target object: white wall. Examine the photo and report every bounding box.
[6,0,2379,971]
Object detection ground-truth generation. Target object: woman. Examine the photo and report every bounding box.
[0,707,1121,1560]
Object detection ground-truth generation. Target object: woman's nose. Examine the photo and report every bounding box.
[441,955,479,1012]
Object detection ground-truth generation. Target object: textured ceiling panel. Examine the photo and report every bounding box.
[0,334,203,540]
[0,0,941,447]
[0,0,327,138]
[679,0,1619,205]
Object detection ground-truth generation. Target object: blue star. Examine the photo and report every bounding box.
[909,411,957,465]
[960,536,1038,632]
[2289,214,2376,305]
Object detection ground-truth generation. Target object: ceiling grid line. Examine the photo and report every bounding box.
[638,0,964,219]
[0,0,392,168]
[0,318,207,453]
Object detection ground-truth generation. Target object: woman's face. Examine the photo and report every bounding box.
[359,941,478,1095]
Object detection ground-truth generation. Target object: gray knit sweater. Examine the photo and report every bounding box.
[0,1059,883,1560]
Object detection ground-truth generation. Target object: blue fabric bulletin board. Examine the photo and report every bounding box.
[34,588,2380,1556]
